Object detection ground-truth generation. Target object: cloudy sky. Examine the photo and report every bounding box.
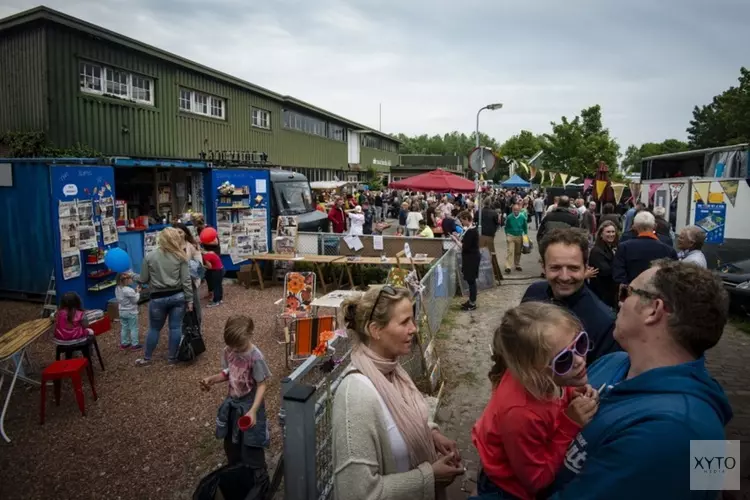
[2,0,748,151]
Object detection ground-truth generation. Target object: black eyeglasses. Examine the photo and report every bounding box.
[619,285,660,303]
[367,285,398,325]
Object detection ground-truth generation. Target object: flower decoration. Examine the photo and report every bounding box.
[286,273,306,294]
[312,343,328,357]
[285,295,301,313]
[300,286,313,304]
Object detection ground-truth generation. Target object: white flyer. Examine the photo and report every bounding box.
[255,179,267,194]
[373,235,384,251]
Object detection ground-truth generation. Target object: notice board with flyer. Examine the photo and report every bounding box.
[50,165,119,310]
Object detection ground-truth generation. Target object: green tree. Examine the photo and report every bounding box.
[687,67,750,148]
[499,130,546,161]
[542,105,620,179]
[621,139,690,173]
[396,130,500,157]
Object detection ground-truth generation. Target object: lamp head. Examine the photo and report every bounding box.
[486,103,503,111]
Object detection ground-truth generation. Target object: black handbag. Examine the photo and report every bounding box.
[178,310,205,362]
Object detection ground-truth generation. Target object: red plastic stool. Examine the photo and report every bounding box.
[40,358,98,425]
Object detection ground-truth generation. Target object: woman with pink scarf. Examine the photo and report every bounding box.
[332,286,464,499]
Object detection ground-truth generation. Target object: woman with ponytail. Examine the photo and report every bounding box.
[333,285,464,500]
[470,302,598,500]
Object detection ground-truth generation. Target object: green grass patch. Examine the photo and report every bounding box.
[729,314,750,335]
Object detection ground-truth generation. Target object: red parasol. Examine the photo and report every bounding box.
[388,169,476,193]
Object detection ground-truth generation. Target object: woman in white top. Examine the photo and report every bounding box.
[174,223,204,321]
[332,286,464,500]
[405,205,423,236]
[676,225,708,268]
[346,205,365,236]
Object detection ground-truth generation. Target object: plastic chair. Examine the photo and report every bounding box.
[40,358,98,424]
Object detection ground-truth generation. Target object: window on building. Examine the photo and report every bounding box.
[361,134,397,152]
[252,108,271,129]
[79,62,102,92]
[79,61,154,105]
[210,97,224,118]
[178,89,226,120]
[131,76,152,103]
[282,109,328,138]
[179,89,191,111]
[328,123,346,142]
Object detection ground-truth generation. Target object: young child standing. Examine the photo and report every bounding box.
[201,315,271,470]
[115,272,142,350]
[202,248,224,307]
[471,302,599,500]
[54,292,93,343]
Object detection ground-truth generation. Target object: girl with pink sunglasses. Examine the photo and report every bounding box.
[471,302,599,500]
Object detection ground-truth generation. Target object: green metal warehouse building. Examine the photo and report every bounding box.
[0,6,400,182]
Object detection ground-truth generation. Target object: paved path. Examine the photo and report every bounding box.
[436,229,750,498]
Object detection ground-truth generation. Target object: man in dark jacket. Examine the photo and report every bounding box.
[537,196,580,244]
[522,228,621,366]
[613,211,678,286]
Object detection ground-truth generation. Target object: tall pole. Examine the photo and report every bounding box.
[476,107,486,235]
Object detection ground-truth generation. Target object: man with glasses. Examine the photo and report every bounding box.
[522,228,620,365]
[547,260,733,499]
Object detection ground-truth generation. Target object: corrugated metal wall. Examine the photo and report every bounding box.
[360,147,400,172]
[45,25,351,169]
[0,24,48,132]
[0,161,54,295]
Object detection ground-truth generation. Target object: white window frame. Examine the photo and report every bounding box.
[79,61,154,106]
[178,88,226,120]
[252,108,271,129]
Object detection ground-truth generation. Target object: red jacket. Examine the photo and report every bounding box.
[328,206,346,233]
[472,371,581,499]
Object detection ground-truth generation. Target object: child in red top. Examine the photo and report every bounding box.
[471,302,599,500]
[202,250,224,307]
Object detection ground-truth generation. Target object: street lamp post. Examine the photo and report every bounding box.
[475,103,503,235]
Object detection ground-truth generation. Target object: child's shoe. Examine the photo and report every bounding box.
[130,344,143,351]
[119,343,131,351]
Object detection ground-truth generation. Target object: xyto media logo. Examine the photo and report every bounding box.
[690,440,741,491]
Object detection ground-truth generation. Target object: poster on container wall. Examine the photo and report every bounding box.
[694,203,726,244]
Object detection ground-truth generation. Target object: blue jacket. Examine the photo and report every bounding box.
[613,236,678,284]
[521,282,621,366]
[548,352,733,499]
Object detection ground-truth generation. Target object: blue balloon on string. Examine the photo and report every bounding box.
[104,248,130,273]
[455,225,464,235]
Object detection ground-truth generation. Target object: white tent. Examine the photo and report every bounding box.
[309,181,351,190]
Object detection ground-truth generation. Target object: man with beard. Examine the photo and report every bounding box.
[521,228,621,365]
[547,260,732,499]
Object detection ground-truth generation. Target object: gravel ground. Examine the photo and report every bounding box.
[0,281,291,500]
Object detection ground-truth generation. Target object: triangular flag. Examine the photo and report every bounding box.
[719,180,739,207]
[648,183,662,203]
[629,183,641,202]
[693,181,710,204]
[596,180,608,197]
[612,184,626,204]
[519,161,529,173]
[559,173,570,187]
[583,178,593,192]
[568,176,579,185]
[549,172,558,185]
[529,166,537,180]
[539,169,546,185]
[669,183,684,203]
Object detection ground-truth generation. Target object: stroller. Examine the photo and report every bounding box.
[193,457,283,500]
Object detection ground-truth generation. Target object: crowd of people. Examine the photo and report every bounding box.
[331,227,732,500]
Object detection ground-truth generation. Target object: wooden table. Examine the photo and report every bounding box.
[241,254,346,292]
[0,318,52,442]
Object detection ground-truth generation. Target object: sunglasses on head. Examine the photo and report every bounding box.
[367,285,398,325]
[618,286,660,304]
[550,330,589,376]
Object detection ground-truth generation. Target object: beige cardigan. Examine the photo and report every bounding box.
[332,372,436,500]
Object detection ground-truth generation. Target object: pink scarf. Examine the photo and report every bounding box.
[351,344,437,468]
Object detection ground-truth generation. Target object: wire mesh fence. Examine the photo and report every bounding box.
[280,248,458,500]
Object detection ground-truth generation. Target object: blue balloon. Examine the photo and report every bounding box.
[455,225,464,234]
[104,248,131,273]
